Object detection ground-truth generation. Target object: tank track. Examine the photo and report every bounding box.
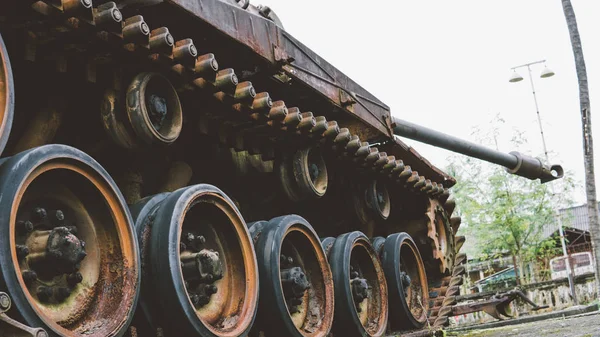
[0,1,467,336]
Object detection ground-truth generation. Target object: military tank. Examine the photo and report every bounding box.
[0,1,563,336]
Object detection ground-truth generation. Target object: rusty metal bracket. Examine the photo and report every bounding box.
[0,292,48,337]
[451,289,549,320]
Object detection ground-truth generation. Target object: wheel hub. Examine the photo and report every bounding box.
[16,206,87,304]
[180,232,224,308]
[350,265,369,312]
[280,254,311,314]
[147,94,168,129]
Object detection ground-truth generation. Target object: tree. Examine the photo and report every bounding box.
[446,124,575,285]
[561,0,600,299]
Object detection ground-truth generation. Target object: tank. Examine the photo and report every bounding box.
[0,1,562,337]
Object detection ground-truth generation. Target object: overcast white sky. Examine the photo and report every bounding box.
[262,0,599,204]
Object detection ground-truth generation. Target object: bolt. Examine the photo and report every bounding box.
[195,236,206,245]
[350,271,359,279]
[206,284,218,295]
[210,58,219,71]
[67,272,83,287]
[400,272,412,289]
[33,207,47,220]
[17,220,34,234]
[140,22,150,35]
[166,33,174,46]
[198,296,210,306]
[112,8,122,21]
[36,286,53,302]
[185,233,195,243]
[77,251,87,262]
[189,44,198,57]
[16,245,29,259]
[22,270,38,284]
[55,287,71,301]
[0,293,10,310]
[190,293,200,306]
[53,210,65,226]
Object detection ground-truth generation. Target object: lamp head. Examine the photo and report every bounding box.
[540,66,555,78]
[509,70,524,83]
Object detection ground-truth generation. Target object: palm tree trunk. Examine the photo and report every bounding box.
[561,0,600,299]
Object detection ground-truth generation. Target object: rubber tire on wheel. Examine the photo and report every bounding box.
[248,215,334,337]
[380,233,429,331]
[130,184,259,337]
[0,144,140,337]
[292,147,328,199]
[324,231,388,337]
[0,32,15,156]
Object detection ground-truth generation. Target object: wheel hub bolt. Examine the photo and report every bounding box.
[280,254,294,267]
[205,284,218,295]
[180,242,187,252]
[33,207,47,221]
[185,233,195,243]
[17,220,34,234]
[16,245,29,259]
[67,272,83,287]
[52,210,65,226]
[55,287,71,301]
[37,286,53,302]
[190,293,200,306]
[22,270,38,284]
[400,271,411,288]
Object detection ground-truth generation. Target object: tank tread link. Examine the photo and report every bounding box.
[0,1,467,336]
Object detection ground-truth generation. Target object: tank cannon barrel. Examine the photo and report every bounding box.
[391,117,564,183]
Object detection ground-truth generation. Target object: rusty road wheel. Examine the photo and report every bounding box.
[292,147,328,199]
[374,233,429,331]
[102,72,182,150]
[248,215,334,337]
[0,32,14,157]
[130,184,259,337]
[365,180,390,221]
[349,180,390,237]
[323,231,388,337]
[0,144,140,337]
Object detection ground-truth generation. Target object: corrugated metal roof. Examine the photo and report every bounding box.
[542,203,600,238]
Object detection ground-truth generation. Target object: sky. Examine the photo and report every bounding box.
[261,0,600,204]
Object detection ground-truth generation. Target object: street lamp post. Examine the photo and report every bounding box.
[509,60,578,305]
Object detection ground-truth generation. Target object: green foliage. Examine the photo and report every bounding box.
[446,119,576,273]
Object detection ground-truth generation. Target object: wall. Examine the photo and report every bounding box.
[451,274,597,327]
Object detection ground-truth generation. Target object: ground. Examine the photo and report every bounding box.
[449,312,600,337]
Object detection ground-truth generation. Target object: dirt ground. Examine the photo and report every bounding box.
[449,312,600,337]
